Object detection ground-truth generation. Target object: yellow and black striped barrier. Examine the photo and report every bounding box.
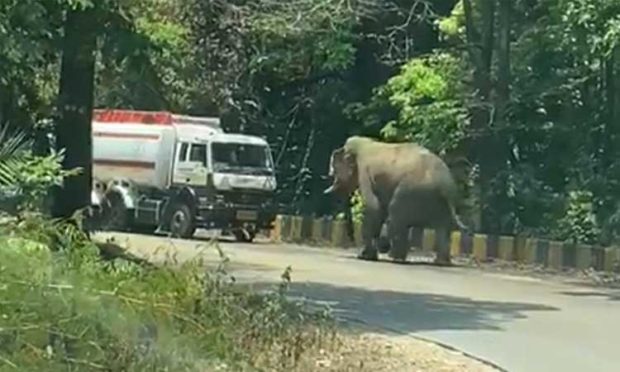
[269,215,620,273]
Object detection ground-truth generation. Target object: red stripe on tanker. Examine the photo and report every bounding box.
[93,131,161,141]
[94,109,173,125]
[93,159,156,169]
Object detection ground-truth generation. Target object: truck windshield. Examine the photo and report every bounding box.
[211,142,274,175]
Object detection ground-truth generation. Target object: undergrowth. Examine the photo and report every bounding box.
[0,128,341,371]
[0,213,339,371]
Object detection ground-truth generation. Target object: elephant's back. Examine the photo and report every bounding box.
[380,143,458,195]
[362,143,448,186]
[377,143,447,177]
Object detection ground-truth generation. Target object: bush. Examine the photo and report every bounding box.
[557,190,600,245]
[350,190,364,224]
[0,215,337,371]
[0,131,339,371]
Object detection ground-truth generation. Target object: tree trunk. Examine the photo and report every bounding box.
[490,0,512,233]
[496,0,510,111]
[52,7,97,220]
[602,48,617,169]
[462,0,498,233]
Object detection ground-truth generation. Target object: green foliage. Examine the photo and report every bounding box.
[0,135,338,371]
[96,0,196,111]
[5,0,620,244]
[560,0,620,57]
[557,190,600,244]
[496,0,620,241]
[8,151,80,213]
[350,190,364,224]
[245,0,358,77]
[0,126,79,214]
[0,128,31,184]
[350,0,620,244]
[0,215,337,371]
[437,0,465,42]
[0,1,61,130]
[373,52,469,154]
[1,0,454,216]
[183,0,451,214]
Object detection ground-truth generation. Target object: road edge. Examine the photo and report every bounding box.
[341,317,508,372]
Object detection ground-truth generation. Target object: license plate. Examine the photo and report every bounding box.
[236,210,258,221]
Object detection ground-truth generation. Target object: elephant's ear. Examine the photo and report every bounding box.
[328,147,344,176]
[343,148,357,171]
[325,146,359,196]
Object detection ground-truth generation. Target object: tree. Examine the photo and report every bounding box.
[183,0,454,215]
[53,0,158,220]
[52,4,98,220]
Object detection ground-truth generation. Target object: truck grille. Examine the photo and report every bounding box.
[221,191,271,206]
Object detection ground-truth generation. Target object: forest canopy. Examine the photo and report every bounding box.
[1,0,620,245]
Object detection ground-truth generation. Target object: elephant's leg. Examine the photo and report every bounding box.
[358,183,384,261]
[385,187,411,262]
[434,227,452,265]
[386,218,409,262]
[377,222,391,253]
[359,207,384,261]
[430,196,454,265]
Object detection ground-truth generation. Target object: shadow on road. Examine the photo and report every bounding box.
[341,255,465,268]
[251,281,559,334]
[190,234,276,246]
[557,290,620,301]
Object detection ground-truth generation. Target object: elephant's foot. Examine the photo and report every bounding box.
[357,248,379,262]
[388,247,408,263]
[433,256,453,267]
[388,242,409,262]
[376,236,391,254]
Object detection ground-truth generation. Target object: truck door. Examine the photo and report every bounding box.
[173,142,209,186]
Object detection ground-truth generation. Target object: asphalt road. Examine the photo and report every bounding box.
[98,232,620,372]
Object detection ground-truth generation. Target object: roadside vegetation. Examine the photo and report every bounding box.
[0,131,343,371]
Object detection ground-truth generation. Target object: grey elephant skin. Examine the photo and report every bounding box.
[324,136,469,264]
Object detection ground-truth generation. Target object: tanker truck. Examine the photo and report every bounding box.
[90,109,277,242]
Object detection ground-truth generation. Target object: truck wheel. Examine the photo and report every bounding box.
[233,228,256,243]
[168,203,196,239]
[101,192,128,231]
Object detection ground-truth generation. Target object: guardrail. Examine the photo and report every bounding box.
[268,215,620,273]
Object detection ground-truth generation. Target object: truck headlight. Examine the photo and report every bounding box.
[218,176,233,191]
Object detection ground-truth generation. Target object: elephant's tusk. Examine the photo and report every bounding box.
[241,228,251,241]
[323,185,335,194]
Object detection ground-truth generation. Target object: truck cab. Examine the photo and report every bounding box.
[90,109,278,241]
[167,133,277,241]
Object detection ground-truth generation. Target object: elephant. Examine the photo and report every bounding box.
[324,136,469,264]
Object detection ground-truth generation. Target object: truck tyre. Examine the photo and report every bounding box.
[168,203,196,239]
[233,228,256,243]
[101,191,128,231]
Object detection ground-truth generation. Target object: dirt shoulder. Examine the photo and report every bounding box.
[295,331,501,372]
[451,255,620,290]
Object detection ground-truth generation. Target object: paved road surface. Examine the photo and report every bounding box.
[98,232,620,372]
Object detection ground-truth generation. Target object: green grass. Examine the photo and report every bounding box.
[0,214,338,371]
